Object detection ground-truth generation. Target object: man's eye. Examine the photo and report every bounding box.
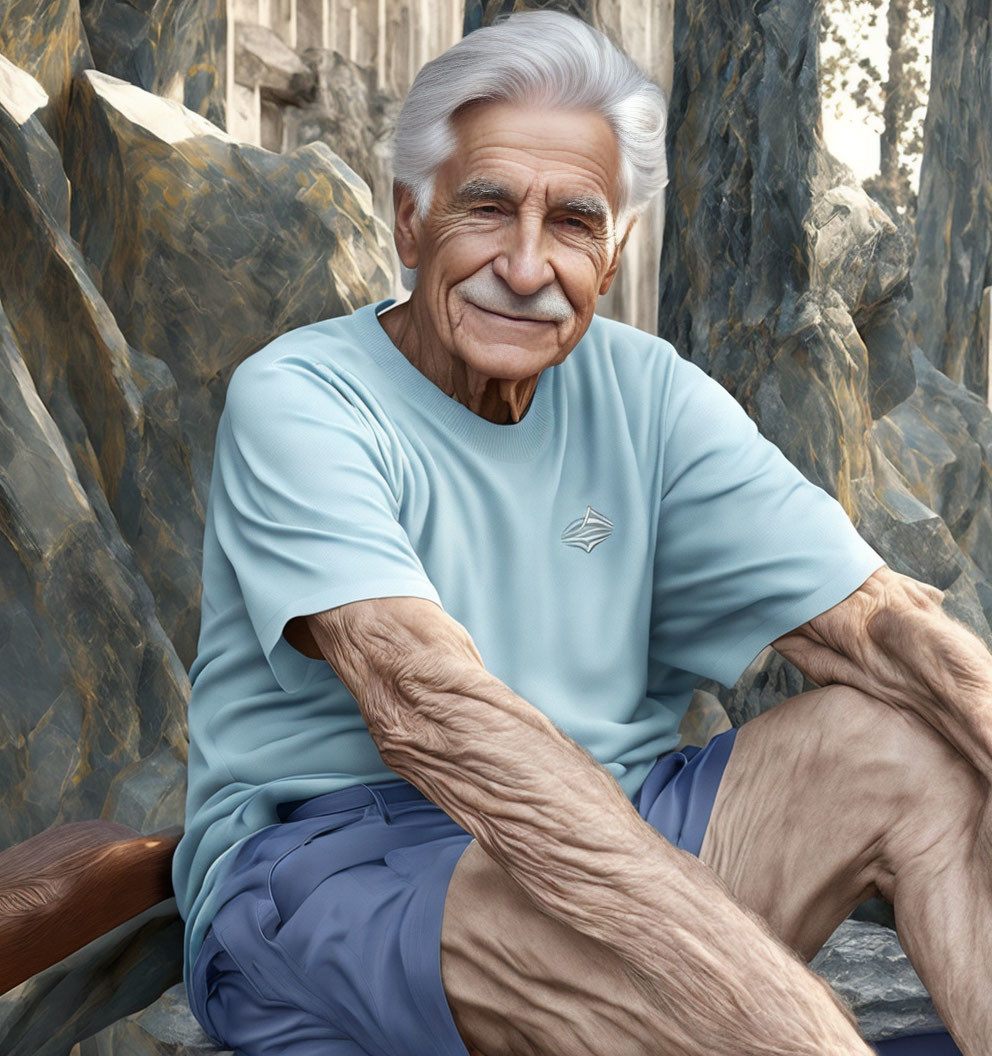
[472,205,501,215]
[562,217,590,231]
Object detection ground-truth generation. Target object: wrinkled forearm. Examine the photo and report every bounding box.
[774,567,992,779]
[380,674,862,1049]
[309,600,867,1050]
[315,598,663,944]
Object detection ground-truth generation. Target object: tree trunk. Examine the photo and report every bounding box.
[865,0,913,221]
[910,0,992,398]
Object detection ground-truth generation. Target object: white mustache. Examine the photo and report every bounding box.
[458,270,573,323]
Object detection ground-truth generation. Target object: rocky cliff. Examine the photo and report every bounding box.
[0,2,390,1049]
[910,0,992,398]
[659,0,992,735]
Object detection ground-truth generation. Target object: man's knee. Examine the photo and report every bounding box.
[748,685,985,869]
[811,685,986,889]
[733,684,929,812]
[804,684,970,781]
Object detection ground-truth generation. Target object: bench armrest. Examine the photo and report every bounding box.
[0,820,182,994]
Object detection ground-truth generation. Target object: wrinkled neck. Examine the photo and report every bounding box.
[378,299,539,424]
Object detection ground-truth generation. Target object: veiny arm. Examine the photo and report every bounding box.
[290,595,869,1051]
[772,564,992,780]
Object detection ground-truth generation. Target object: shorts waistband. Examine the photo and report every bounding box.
[279,780,429,824]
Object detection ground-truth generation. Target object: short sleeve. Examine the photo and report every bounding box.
[651,353,885,687]
[209,352,441,692]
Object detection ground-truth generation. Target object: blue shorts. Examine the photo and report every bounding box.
[187,729,737,1055]
[186,728,960,1056]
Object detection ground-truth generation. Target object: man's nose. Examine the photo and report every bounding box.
[492,217,555,295]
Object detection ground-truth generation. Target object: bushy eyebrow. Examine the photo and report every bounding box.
[558,194,611,227]
[452,178,613,232]
[453,177,516,206]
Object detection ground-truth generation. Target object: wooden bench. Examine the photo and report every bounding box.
[0,820,181,996]
[0,821,965,1055]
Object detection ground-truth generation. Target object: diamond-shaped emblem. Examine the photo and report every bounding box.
[561,506,614,553]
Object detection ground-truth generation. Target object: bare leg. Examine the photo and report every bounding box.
[437,691,885,1055]
[440,684,992,1055]
[698,685,992,1053]
[439,838,868,1056]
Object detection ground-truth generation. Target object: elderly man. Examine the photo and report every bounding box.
[175,11,987,1056]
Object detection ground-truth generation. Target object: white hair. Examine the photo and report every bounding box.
[390,10,669,289]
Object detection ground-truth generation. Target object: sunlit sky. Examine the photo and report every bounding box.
[822,105,883,182]
[819,5,932,190]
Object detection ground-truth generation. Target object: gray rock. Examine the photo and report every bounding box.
[79,0,228,131]
[62,68,393,555]
[0,0,93,146]
[810,157,918,420]
[0,58,192,849]
[0,291,189,848]
[0,55,203,677]
[282,46,400,228]
[701,647,813,730]
[855,443,992,640]
[676,687,732,750]
[0,900,182,1056]
[79,983,232,1056]
[235,20,315,104]
[102,746,187,835]
[0,54,71,218]
[874,347,992,584]
[812,919,948,1041]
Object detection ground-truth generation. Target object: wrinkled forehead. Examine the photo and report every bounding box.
[441,100,624,219]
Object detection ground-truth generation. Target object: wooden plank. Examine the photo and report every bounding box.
[0,821,182,995]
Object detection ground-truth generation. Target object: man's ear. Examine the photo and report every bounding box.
[599,214,638,296]
[393,181,420,271]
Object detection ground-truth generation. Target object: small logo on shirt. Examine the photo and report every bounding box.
[561,506,614,552]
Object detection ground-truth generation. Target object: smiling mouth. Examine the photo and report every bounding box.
[470,304,554,324]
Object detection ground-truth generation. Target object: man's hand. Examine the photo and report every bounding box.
[772,565,992,780]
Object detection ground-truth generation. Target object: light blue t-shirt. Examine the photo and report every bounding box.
[173,297,884,987]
